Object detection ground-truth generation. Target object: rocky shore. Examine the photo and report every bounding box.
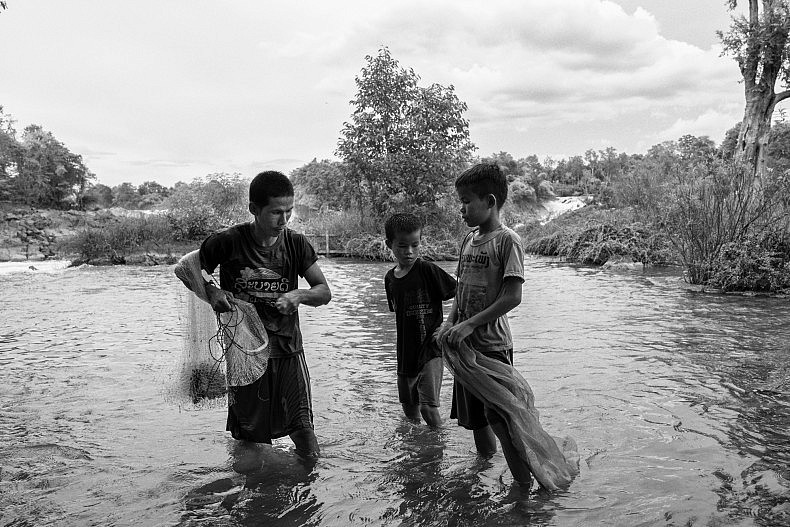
[0,206,183,266]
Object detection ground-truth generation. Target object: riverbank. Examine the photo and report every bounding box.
[1,197,590,266]
[0,206,194,265]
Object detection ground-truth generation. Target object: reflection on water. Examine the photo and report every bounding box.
[1,257,789,526]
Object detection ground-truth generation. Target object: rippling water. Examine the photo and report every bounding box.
[1,257,789,526]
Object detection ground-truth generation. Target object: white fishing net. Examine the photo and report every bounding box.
[167,250,270,409]
[440,340,580,491]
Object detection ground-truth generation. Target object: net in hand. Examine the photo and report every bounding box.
[440,339,579,491]
[170,250,270,407]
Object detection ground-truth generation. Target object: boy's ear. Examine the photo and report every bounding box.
[385,239,392,249]
[487,194,497,209]
[248,202,257,215]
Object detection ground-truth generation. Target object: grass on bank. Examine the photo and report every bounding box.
[520,205,674,266]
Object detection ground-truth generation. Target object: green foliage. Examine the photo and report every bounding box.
[336,47,475,219]
[523,206,673,266]
[107,180,170,209]
[710,230,790,293]
[718,1,790,172]
[80,183,113,209]
[165,173,249,240]
[62,213,173,262]
[660,161,790,284]
[0,118,95,209]
[291,159,352,211]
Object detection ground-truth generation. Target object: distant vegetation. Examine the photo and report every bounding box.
[2,44,790,293]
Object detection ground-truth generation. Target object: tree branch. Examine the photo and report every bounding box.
[775,89,790,103]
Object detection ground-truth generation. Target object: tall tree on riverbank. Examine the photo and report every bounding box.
[336,47,475,219]
[17,125,94,208]
[719,0,790,174]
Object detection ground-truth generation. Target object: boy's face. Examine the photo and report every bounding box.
[248,195,294,239]
[457,186,493,228]
[386,230,421,268]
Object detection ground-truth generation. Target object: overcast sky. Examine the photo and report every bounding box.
[0,0,750,187]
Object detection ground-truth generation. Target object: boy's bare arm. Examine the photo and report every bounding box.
[443,277,522,347]
[435,298,459,341]
[275,262,332,313]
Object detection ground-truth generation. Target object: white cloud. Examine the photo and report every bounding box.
[0,0,747,185]
[658,106,743,145]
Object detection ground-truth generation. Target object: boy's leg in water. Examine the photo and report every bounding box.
[417,358,444,427]
[290,428,320,458]
[473,425,498,457]
[419,404,442,427]
[402,403,421,420]
[398,375,421,421]
[488,415,533,487]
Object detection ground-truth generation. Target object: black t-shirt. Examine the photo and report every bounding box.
[199,224,318,355]
[385,259,457,375]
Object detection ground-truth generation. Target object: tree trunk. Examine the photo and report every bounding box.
[736,85,776,175]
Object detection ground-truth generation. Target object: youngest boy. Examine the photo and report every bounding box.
[384,213,456,426]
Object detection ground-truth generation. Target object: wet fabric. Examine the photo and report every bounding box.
[450,348,513,430]
[174,250,269,388]
[440,339,579,491]
[226,351,314,443]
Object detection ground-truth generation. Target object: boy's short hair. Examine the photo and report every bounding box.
[455,163,508,209]
[249,170,293,206]
[384,212,422,241]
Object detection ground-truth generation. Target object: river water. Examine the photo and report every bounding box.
[1,257,789,526]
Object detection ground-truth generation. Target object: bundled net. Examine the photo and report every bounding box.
[440,340,579,491]
[167,250,270,409]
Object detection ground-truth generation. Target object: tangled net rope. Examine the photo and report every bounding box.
[440,339,579,491]
[169,250,270,408]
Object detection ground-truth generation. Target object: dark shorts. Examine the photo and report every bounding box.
[450,348,513,430]
[226,351,314,443]
[397,357,444,408]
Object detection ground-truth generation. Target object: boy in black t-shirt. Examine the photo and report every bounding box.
[384,213,456,426]
[198,170,331,458]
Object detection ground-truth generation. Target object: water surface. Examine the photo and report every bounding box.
[1,257,789,526]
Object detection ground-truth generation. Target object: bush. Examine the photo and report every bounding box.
[709,230,790,293]
[523,206,674,266]
[61,213,173,261]
[661,161,790,284]
[165,173,249,240]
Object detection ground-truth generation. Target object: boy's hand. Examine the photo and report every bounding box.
[275,291,301,315]
[445,321,473,348]
[206,284,233,313]
[434,321,453,342]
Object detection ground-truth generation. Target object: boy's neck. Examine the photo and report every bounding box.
[476,213,502,236]
[250,222,281,247]
[394,259,416,277]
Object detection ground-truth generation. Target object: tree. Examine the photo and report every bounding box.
[766,119,790,170]
[336,47,475,218]
[81,183,114,209]
[719,0,790,174]
[0,106,21,201]
[16,124,94,208]
[291,158,352,211]
[720,122,742,159]
[112,182,138,208]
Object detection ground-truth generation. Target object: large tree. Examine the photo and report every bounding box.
[336,47,475,218]
[16,124,94,208]
[719,0,790,174]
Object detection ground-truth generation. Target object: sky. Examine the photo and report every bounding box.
[0,0,750,187]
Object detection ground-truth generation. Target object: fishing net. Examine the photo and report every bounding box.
[440,340,580,491]
[168,250,270,408]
